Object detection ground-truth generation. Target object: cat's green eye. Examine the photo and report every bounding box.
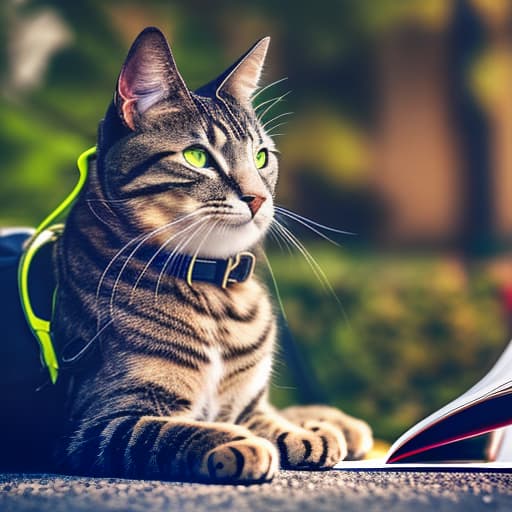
[183,148,208,168]
[255,149,268,170]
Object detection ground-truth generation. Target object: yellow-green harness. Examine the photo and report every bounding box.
[18,146,96,384]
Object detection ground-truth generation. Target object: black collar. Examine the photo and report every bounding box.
[149,251,256,288]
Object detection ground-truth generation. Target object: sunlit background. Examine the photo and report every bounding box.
[2,0,512,443]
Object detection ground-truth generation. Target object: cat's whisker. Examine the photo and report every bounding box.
[277,222,352,330]
[256,91,292,122]
[274,206,355,236]
[275,211,341,247]
[97,211,202,327]
[154,220,215,298]
[272,220,347,317]
[268,223,291,255]
[265,121,288,136]
[128,217,209,303]
[96,231,163,329]
[154,222,211,298]
[186,220,220,277]
[270,222,295,255]
[273,221,326,287]
[86,198,132,204]
[62,319,114,365]
[87,196,158,228]
[265,121,290,136]
[267,227,281,250]
[87,201,116,229]
[96,210,200,300]
[254,96,280,112]
[254,91,290,112]
[173,223,211,282]
[251,77,288,102]
[261,112,294,131]
[87,196,170,207]
[261,250,288,323]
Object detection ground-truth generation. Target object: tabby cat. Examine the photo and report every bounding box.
[53,27,372,483]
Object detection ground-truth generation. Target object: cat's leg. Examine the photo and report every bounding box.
[237,397,347,469]
[62,415,278,483]
[280,405,373,460]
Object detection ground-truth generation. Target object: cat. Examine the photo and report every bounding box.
[51,26,373,483]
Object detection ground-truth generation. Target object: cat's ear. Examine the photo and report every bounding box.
[197,37,270,107]
[116,27,192,130]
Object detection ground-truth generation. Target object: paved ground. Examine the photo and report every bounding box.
[1,470,511,512]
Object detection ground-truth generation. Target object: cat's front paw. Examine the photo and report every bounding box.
[281,405,373,460]
[340,418,373,460]
[276,422,346,469]
[200,437,278,484]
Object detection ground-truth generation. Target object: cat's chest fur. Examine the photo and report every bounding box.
[179,280,275,422]
[114,276,276,423]
[195,345,224,420]
[192,311,275,422]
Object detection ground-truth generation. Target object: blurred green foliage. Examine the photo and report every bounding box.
[268,245,507,440]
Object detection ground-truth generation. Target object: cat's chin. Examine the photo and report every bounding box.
[183,220,269,259]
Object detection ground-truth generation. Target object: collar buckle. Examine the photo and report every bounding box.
[185,251,256,288]
[221,251,256,289]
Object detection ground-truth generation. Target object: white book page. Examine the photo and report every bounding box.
[335,460,512,471]
[495,426,512,462]
[387,339,512,460]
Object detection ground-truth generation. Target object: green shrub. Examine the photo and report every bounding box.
[267,244,508,441]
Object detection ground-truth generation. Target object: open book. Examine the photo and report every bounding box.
[336,339,512,471]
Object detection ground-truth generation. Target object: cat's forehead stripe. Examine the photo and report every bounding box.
[193,95,239,143]
[212,124,228,148]
[205,97,245,141]
[192,95,218,138]
[192,92,265,151]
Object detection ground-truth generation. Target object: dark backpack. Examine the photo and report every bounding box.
[0,228,68,470]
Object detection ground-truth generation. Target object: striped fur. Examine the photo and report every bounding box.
[52,27,372,483]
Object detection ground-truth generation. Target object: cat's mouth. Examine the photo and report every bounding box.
[179,213,272,259]
[225,215,267,228]
[208,198,273,229]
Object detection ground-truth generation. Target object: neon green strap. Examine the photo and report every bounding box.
[17,146,96,383]
[35,146,96,234]
[18,228,61,383]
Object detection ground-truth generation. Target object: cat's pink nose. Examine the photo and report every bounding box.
[241,194,266,217]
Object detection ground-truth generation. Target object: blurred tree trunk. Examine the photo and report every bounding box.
[470,0,512,246]
[449,0,492,256]
[372,8,463,247]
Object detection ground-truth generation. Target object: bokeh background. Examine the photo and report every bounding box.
[2,0,512,443]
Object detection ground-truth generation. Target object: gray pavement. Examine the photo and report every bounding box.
[1,470,512,512]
